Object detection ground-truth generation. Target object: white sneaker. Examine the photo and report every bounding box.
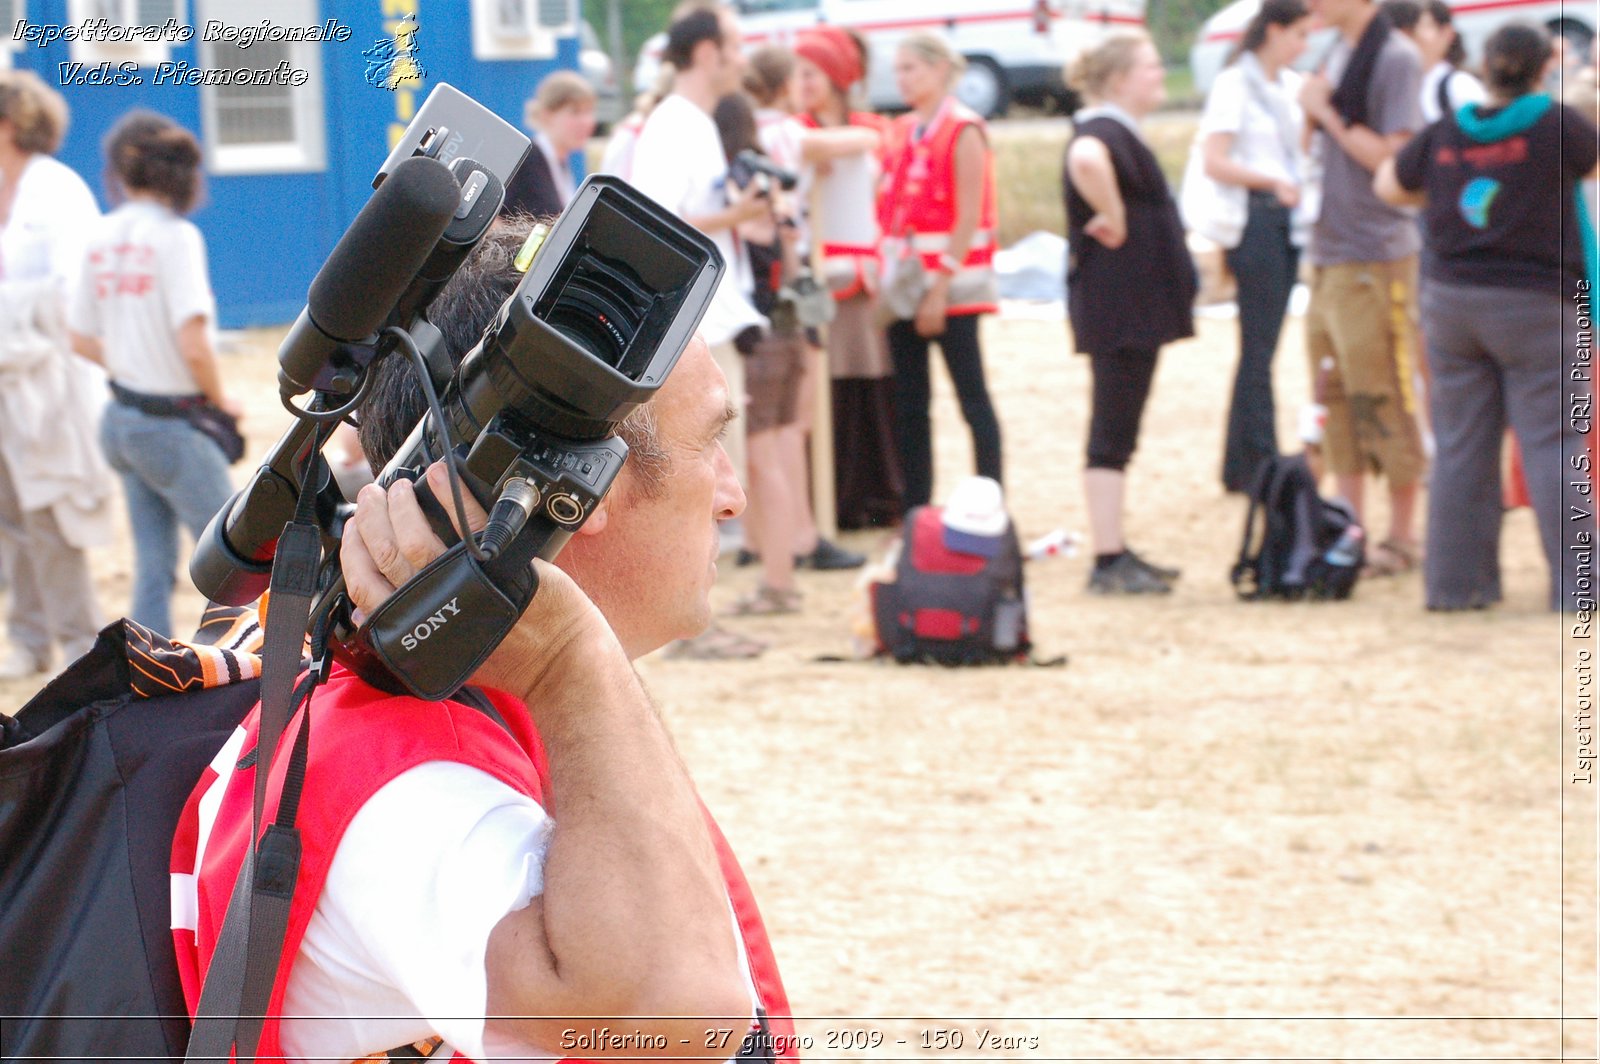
[0,647,49,681]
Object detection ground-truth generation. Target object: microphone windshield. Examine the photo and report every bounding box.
[307,155,461,342]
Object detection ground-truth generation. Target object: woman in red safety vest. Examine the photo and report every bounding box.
[877,32,1003,512]
[791,25,905,529]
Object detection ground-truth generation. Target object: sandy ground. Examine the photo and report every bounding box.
[2,305,1595,1063]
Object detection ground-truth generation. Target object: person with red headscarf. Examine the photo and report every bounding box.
[791,26,905,529]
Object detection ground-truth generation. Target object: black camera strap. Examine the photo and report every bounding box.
[187,468,326,1064]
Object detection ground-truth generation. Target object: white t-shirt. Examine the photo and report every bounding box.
[1419,62,1486,124]
[278,762,554,1062]
[69,201,216,396]
[756,108,803,173]
[809,141,879,253]
[1198,57,1305,188]
[631,93,763,346]
[597,113,643,181]
[274,759,762,1063]
[0,154,98,290]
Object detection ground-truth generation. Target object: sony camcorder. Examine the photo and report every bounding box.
[190,83,724,699]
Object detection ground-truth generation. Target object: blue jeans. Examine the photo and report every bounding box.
[100,401,234,635]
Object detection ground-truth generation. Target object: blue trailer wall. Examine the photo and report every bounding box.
[13,0,575,326]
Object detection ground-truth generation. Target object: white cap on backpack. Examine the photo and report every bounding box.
[941,476,1008,556]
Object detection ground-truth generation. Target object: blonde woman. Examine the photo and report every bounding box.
[1063,32,1195,594]
[0,70,109,678]
[877,32,1003,513]
[504,70,596,218]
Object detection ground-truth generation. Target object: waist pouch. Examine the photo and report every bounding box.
[111,381,245,464]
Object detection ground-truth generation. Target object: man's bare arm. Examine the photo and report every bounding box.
[1066,136,1127,249]
[341,464,750,1060]
[1373,156,1425,208]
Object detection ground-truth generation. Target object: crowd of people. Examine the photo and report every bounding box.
[1,0,1594,680]
[582,0,1594,627]
[590,3,1016,656]
[0,72,241,681]
[1192,0,1595,612]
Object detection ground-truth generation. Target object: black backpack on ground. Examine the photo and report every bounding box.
[872,505,1031,665]
[1230,453,1364,601]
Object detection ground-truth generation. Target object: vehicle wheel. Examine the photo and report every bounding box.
[1551,18,1594,63]
[957,57,1008,119]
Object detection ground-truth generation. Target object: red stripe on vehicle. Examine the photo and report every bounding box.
[848,9,1144,32]
[1203,0,1576,41]
[1446,0,1573,15]
[651,8,1147,54]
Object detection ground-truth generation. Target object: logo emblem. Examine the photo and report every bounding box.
[1458,177,1501,230]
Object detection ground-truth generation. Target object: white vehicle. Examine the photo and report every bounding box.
[1191,0,1596,94]
[633,0,1148,118]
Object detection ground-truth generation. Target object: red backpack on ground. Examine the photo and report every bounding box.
[871,505,1030,665]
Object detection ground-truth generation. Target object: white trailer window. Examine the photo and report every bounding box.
[196,0,326,174]
[67,0,182,65]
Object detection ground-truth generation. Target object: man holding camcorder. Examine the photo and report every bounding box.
[170,222,796,1062]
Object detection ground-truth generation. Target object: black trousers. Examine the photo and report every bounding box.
[1221,193,1300,492]
[887,313,1003,510]
[1086,347,1160,471]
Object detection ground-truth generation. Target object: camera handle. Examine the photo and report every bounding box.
[320,467,548,700]
[334,529,541,702]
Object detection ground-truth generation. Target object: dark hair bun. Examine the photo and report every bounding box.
[1483,22,1553,97]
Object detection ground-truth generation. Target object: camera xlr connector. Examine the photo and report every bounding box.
[545,492,584,526]
[479,477,542,560]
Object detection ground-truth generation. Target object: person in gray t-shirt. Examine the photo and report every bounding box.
[1296,0,1427,579]
[1308,28,1422,264]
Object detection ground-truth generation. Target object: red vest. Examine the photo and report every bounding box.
[796,111,887,301]
[170,669,796,1063]
[877,97,999,315]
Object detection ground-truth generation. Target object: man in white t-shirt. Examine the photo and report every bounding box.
[631,4,769,484]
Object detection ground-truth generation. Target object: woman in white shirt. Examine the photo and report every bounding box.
[790,26,907,530]
[69,111,238,638]
[1386,0,1487,122]
[1197,0,1314,493]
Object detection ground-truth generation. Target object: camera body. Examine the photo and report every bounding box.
[191,85,723,700]
[342,177,723,697]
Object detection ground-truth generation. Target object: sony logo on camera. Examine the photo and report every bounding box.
[400,597,462,652]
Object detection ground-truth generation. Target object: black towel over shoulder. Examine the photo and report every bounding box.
[1328,8,1395,129]
[1063,116,1196,357]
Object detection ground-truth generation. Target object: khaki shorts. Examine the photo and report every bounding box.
[1305,257,1427,485]
[744,330,805,435]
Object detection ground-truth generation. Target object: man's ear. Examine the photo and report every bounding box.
[575,494,610,537]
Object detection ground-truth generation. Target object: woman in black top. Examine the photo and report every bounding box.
[1064,31,1197,595]
[1377,22,1598,612]
[502,71,596,220]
